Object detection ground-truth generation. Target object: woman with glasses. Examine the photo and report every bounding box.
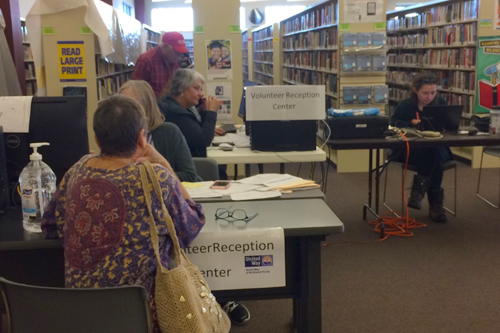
[119,80,202,182]
[390,73,453,223]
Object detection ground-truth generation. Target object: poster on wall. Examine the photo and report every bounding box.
[475,37,500,114]
[343,0,384,23]
[206,39,232,80]
[207,82,232,123]
[58,41,86,82]
[496,0,500,29]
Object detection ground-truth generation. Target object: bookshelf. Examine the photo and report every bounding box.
[242,29,253,82]
[144,25,160,51]
[21,20,37,96]
[279,0,338,109]
[185,39,194,63]
[386,0,478,117]
[252,23,280,85]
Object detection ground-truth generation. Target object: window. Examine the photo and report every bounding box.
[123,2,132,16]
[151,8,194,32]
[240,7,246,31]
[265,5,306,25]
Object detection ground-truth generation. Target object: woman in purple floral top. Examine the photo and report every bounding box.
[42,95,205,332]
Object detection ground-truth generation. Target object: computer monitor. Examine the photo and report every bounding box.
[238,80,258,120]
[4,96,89,202]
[421,105,463,132]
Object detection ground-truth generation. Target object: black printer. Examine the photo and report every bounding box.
[327,115,389,139]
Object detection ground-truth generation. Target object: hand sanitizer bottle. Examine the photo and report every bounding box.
[19,143,56,233]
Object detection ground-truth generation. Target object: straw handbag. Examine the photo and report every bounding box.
[139,162,231,333]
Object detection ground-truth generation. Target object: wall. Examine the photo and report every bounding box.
[19,0,36,18]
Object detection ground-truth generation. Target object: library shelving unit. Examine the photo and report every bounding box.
[242,29,253,82]
[40,4,142,151]
[252,23,281,85]
[279,0,338,109]
[386,0,478,118]
[144,24,160,51]
[21,19,37,96]
[185,38,194,63]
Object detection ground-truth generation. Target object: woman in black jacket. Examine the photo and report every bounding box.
[391,73,453,223]
[157,68,222,158]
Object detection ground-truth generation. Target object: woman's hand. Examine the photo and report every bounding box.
[133,144,174,173]
[206,96,220,112]
[215,127,225,136]
[411,119,421,126]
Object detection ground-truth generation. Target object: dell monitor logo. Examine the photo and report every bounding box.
[5,135,21,149]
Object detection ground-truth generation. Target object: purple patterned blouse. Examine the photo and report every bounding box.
[42,155,205,331]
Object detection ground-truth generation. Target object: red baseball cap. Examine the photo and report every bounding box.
[162,32,189,53]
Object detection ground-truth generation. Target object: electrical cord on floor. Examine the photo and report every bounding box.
[367,133,427,241]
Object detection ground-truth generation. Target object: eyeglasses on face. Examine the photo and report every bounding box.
[215,208,258,222]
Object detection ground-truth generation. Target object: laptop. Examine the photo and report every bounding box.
[421,105,463,133]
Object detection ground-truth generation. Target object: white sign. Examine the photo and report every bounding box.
[207,82,233,123]
[245,85,325,121]
[186,228,285,291]
[0,96,33,133]
[343,0,384,23]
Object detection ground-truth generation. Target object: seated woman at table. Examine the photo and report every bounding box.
[41,95,205,332]
[119,80,202,182]
[390,73,452,223]
[157,68,223,158]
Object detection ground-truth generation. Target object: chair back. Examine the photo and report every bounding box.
[0,277,153,333]
[192,157,219,181]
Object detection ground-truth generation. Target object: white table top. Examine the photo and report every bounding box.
[207,146,326,165]
[200,199,343,237]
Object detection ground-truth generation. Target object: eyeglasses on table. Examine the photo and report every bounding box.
[215,208,258,222]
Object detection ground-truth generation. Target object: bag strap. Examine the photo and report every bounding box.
[138,162,184,269]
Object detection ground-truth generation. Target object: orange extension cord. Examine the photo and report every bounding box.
[368,133,427,241]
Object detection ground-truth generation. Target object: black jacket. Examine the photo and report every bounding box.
[391,95,447,128]
[157,96,217,158]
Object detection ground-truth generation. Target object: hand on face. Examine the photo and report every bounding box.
[206,95,220,112]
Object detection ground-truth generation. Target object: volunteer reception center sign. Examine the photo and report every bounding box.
[186,228,285,291]
[245,85,325,121]
[58,41,86,82]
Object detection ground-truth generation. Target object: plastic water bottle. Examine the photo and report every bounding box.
[19,143,56,233]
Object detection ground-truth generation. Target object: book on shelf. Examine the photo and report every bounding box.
[342,86,357,104]
[371,55,387,71]
[372,33,387,47]
[357,86,372,104]
[357,33,372,47]
[373,85,389,104]
[356,55,371,72]
[341,55,356,72]
[342,33,357,47]
[282,2,336,34]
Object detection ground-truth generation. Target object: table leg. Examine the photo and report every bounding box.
[364,149,373,220]
[292,236,322,333]
[258,164,264,174]
[234,165,238,180]
[245,164,250,178]
[375,149,380,215]
[280,163,285,174]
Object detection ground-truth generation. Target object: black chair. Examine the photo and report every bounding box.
[383,160,457,216]
[0,277,153,333]
[193,157,220,181]
[476,146,500,208]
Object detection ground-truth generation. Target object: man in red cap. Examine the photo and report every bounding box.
[133,31,189,97]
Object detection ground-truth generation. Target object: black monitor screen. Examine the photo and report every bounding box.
[238,80,258,120]
[4,96,89,190]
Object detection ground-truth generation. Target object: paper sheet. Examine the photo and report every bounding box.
[230,190,282,201]
[235,173,299,186]
[181,182,206,189]
[0,96,33,133]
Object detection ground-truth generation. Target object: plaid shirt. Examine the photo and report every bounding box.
[132,47,179,97]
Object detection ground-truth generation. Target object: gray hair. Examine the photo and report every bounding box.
[169,68,205,97]
[94,95,147,158]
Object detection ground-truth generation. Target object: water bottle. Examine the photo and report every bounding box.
[19,143,56,233]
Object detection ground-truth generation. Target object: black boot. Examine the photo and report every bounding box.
[428,188,447,223]
[408,175,430,210]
